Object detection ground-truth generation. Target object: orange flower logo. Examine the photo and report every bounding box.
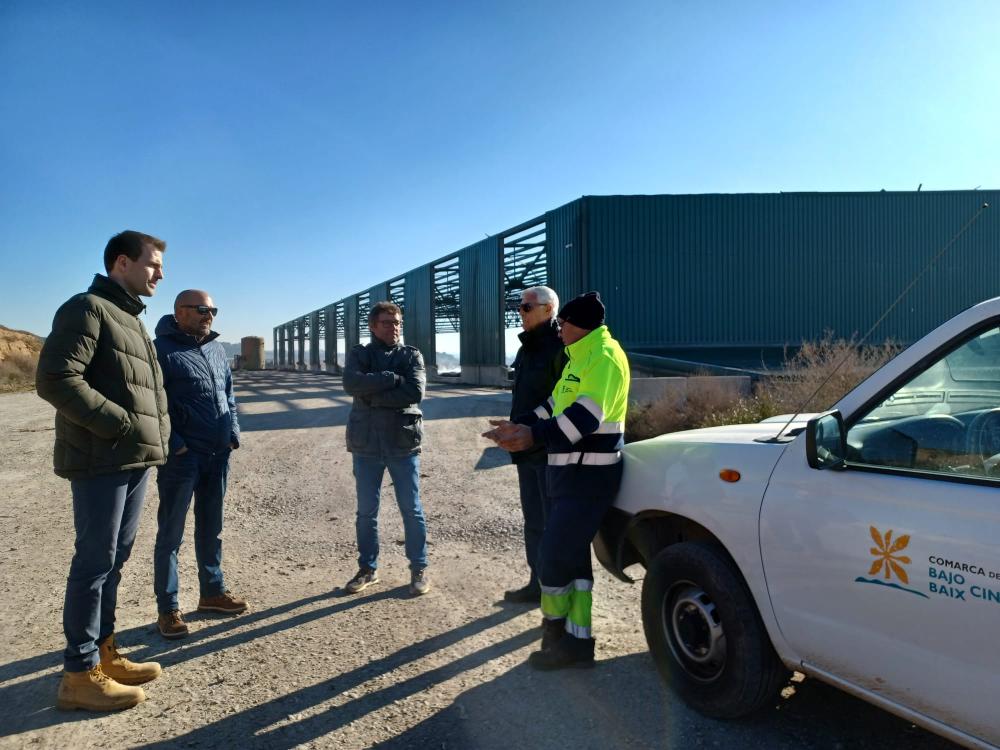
[868,526,911,584]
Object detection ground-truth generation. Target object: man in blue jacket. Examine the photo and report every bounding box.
[153,290,246,639]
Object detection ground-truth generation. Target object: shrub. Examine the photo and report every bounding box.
[0,351,38,393]
[626,334,900,442]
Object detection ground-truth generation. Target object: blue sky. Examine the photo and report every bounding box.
[2,1,998,346]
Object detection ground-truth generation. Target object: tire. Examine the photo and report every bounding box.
[641,542,788,719]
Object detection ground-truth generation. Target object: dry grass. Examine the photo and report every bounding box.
[626,334,901,442]
[0,351,38,393]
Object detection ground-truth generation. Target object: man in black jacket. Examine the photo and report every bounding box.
[341,301,429,596]
[503,286,567,603]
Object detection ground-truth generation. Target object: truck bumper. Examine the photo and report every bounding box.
[593,506,638,583]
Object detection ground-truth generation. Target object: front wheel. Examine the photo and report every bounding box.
[641,542,788,719]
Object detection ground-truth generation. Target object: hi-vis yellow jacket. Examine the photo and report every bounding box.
[516,325,630,499]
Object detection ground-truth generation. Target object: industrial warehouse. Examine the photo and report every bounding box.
[274,189,1000,383]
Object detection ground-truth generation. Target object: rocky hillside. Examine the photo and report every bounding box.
[0,325,43,392]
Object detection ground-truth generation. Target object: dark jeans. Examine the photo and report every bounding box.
[64,468,150,672]
[353,453,427,571]
[516,461,550,587]
[153,449,229,613]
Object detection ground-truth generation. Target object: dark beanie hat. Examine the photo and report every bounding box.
[558,291,605,330]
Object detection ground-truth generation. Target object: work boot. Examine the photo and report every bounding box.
[540,617,566,651]
[344,567,379,594]
[56,664,146,711]
[158,609,190,640]
[409,568,430,596]
[528,635,596,671]
[503,582,541,604]
[99,634,162,685]
[197,591,248,615]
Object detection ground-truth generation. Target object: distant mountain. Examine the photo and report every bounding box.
[216,341,242,357]
[0,324,43,392]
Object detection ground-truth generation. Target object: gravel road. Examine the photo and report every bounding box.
[0,371,958,749]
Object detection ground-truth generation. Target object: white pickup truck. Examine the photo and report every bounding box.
[595,297,1000,750]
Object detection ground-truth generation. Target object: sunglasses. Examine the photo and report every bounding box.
[519,302,539,313]
[180,304,218,316]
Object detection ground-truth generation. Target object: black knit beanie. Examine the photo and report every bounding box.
[558,291,605,330]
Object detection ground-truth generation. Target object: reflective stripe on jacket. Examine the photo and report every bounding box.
[518,325,629,498]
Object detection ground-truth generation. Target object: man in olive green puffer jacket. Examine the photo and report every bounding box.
[36,230,171,713]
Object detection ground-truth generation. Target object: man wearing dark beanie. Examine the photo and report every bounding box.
[484,290,630,669]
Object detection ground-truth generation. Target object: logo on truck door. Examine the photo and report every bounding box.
[856,526,928,598]
[856,526,1000,606]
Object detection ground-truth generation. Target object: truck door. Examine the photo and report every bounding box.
[760,325,1000,744]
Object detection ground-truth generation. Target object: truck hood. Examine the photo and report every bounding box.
[625,417,810,448]
[615,421,801,517]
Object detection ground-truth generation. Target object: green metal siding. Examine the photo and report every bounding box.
[404,265,434,366]
[323,304,337,369]
[459,237,503,367]
[344,295,360,351]
[368,282,389,306]
[545,198,585,301]
[583,192,1000,348]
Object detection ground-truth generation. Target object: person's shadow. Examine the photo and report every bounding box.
[0,587,412,737]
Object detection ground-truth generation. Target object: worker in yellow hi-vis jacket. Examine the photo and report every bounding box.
[484,291,630,670]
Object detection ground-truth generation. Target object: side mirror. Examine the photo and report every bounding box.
[806,410,847,470]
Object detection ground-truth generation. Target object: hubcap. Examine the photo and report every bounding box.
[663,583,726,681]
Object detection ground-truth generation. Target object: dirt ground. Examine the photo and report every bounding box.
[0,371,958,749]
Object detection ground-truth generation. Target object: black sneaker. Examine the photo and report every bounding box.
[345,567,379,594]
[503,583,541,604]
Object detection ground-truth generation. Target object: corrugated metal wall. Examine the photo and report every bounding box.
[368,282,389,305]
[324,304,337,369]
[344,295,359,351]
[309,311,320,367]
[545,198,584,301]
[404,265,434,366]
[459,237,503,367]
[275,190,1000,380]
[584,192,1000,348]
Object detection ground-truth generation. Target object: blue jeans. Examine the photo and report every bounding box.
[516,462,550,587]
[353,453,427,571]
[153,449,229,613]
[64,468,150,672]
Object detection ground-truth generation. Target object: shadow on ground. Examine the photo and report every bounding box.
[234,371,510,432]
[135,604,531,749]
[0,589,406,738]
[381,654,958,750]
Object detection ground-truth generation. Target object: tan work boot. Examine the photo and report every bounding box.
[56,664,145,711]
[99,633,162,685]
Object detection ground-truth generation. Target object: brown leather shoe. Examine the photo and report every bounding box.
[56,665,145,711]
[99,634,161,685]
[197,591,248,615]
[158,610,190,640]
